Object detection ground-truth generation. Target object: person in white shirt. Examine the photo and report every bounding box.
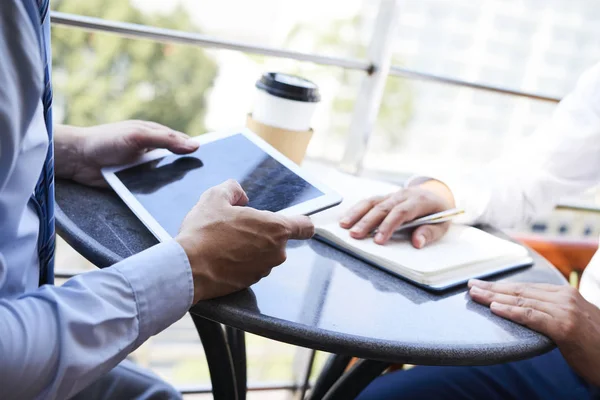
[345,62,600,399]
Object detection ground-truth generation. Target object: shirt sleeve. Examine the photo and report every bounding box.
[0,3,194,399]
[0,240,194,400]
[425,61,600,228]
[0,0,44,191]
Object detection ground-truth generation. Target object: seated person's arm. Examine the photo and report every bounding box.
[342,61,600,247]
[341,60,600,386]
[0,181,313,400]
[468,279,600,386]
[0,3,314,398]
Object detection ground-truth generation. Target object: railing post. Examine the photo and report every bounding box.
[339,0,401,174]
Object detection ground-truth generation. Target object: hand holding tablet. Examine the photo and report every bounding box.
[102,129,341,301]
[102,129,341,241]
[176,179,314,302]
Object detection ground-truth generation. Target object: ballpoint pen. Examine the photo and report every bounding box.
[370,208,465,237]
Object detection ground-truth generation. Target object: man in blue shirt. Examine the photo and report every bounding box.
[0,1,314,399]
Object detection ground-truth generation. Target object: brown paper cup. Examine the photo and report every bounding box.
[246,113,313,165]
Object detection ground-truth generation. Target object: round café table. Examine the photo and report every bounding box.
[55,178,565,400]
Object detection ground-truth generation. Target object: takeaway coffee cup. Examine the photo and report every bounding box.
[247,72,321,164]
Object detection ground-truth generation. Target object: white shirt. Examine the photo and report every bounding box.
[439,61,600,307]
[0,2,193,399]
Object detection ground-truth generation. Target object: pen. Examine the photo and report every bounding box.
[370,208,465,236]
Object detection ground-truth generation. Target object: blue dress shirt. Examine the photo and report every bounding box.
[0,2,194,399]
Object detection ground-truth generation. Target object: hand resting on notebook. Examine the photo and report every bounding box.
[339,179,455,248]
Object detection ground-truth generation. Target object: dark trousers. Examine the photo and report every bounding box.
[71,359,181,400]
[356,349,598,400]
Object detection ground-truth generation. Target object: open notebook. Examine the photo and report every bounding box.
[310,171,533,291]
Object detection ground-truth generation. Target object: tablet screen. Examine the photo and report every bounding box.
[115,133,324,236]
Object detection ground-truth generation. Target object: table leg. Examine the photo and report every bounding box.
[322,359,389,400]
[298,349,317,399]
[307,354,352,400]
[226,326,247,400]
[191,314,238,400]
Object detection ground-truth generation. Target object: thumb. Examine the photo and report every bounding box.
[284,215,315,240]
[411,223,450,249]
[207,179,249,206]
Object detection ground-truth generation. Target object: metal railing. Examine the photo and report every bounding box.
[50,12,370,72]
[389,66,561,103]
[50,11,560,104]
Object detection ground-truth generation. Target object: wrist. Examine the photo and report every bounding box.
[175,233,206,303]
[54,124,87,180]
[419,179,456,208]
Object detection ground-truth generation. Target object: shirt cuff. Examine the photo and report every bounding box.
[113,240,194,347]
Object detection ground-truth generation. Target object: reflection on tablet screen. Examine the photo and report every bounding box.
[116,133,324,236]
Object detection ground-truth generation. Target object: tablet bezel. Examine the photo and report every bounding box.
[102,128,342,242]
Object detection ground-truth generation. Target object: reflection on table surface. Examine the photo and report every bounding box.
[211,237,563,347]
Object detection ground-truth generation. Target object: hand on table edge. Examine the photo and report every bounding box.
[469,278,600,386]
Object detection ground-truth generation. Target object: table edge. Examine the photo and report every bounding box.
[190,298,556,366]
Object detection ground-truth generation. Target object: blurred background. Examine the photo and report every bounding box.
[51,0,600,398]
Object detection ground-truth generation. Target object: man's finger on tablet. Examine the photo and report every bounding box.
[205,180,249,206]
[285,215,315,240]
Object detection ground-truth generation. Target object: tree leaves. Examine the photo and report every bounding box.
[51,0,218,135]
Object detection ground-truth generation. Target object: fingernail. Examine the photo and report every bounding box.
[469,279,483,287]
[416,234,426,248]
[490,302,505,311]
[375,232,385,243]
[469,286,483,295]
[185,140,199,149]
[350,226,361,234]
[340,217,351,225]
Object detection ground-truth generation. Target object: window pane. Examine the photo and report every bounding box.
[364,77,556,175]
[393,0,600,98]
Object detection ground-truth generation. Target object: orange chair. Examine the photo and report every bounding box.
[511,234,598,285]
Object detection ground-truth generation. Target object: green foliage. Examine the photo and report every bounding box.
[51,0,217,135]
[285,16,414,146]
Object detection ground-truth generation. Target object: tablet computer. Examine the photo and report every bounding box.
[102,129,342,242]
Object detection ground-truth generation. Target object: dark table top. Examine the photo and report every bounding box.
[56,178,565,366]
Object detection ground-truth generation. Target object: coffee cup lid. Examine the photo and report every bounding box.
[256,72,320,103]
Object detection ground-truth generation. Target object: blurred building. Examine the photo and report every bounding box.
[367,0,600,171]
